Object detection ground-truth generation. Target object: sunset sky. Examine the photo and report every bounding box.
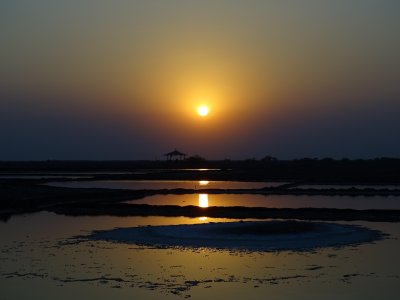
[1,1,400,160]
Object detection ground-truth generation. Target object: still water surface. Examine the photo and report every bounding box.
[47,180,282,190]
[0,212,399,299]
[297,185,400,190]
[128,193,400,210]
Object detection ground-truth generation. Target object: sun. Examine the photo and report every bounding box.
[197,105,209,117]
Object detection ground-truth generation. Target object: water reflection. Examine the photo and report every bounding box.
[47,180,280,190]
[198,194,209,208]
[129,193,400,210]
[0,212,399,299]
[198,188,209,220]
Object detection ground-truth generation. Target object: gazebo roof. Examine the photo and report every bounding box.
[164,150,186,156]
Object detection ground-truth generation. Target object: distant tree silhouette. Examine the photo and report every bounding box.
[245,158,257,163]
[261,155,277,162]
[185,155,206,163]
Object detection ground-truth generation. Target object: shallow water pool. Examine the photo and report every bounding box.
[128,193,400,210]
[46,180,283,190]
[0,212,399,299]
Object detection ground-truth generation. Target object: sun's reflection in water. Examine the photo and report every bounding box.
[198,193,209,221]
[198,181,210,221]
[198,194,209,208]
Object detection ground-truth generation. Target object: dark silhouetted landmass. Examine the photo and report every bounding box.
[52,203,400,222]
[1,158,400,182]
[1,158,400,222]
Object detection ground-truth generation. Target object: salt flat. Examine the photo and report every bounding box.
[88,220,383,252]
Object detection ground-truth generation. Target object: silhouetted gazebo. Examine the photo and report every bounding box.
[164,149,187,161]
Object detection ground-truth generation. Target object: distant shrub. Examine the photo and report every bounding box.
[261,155,277,162]
[245,158,257,163]
[185,155,206,162]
